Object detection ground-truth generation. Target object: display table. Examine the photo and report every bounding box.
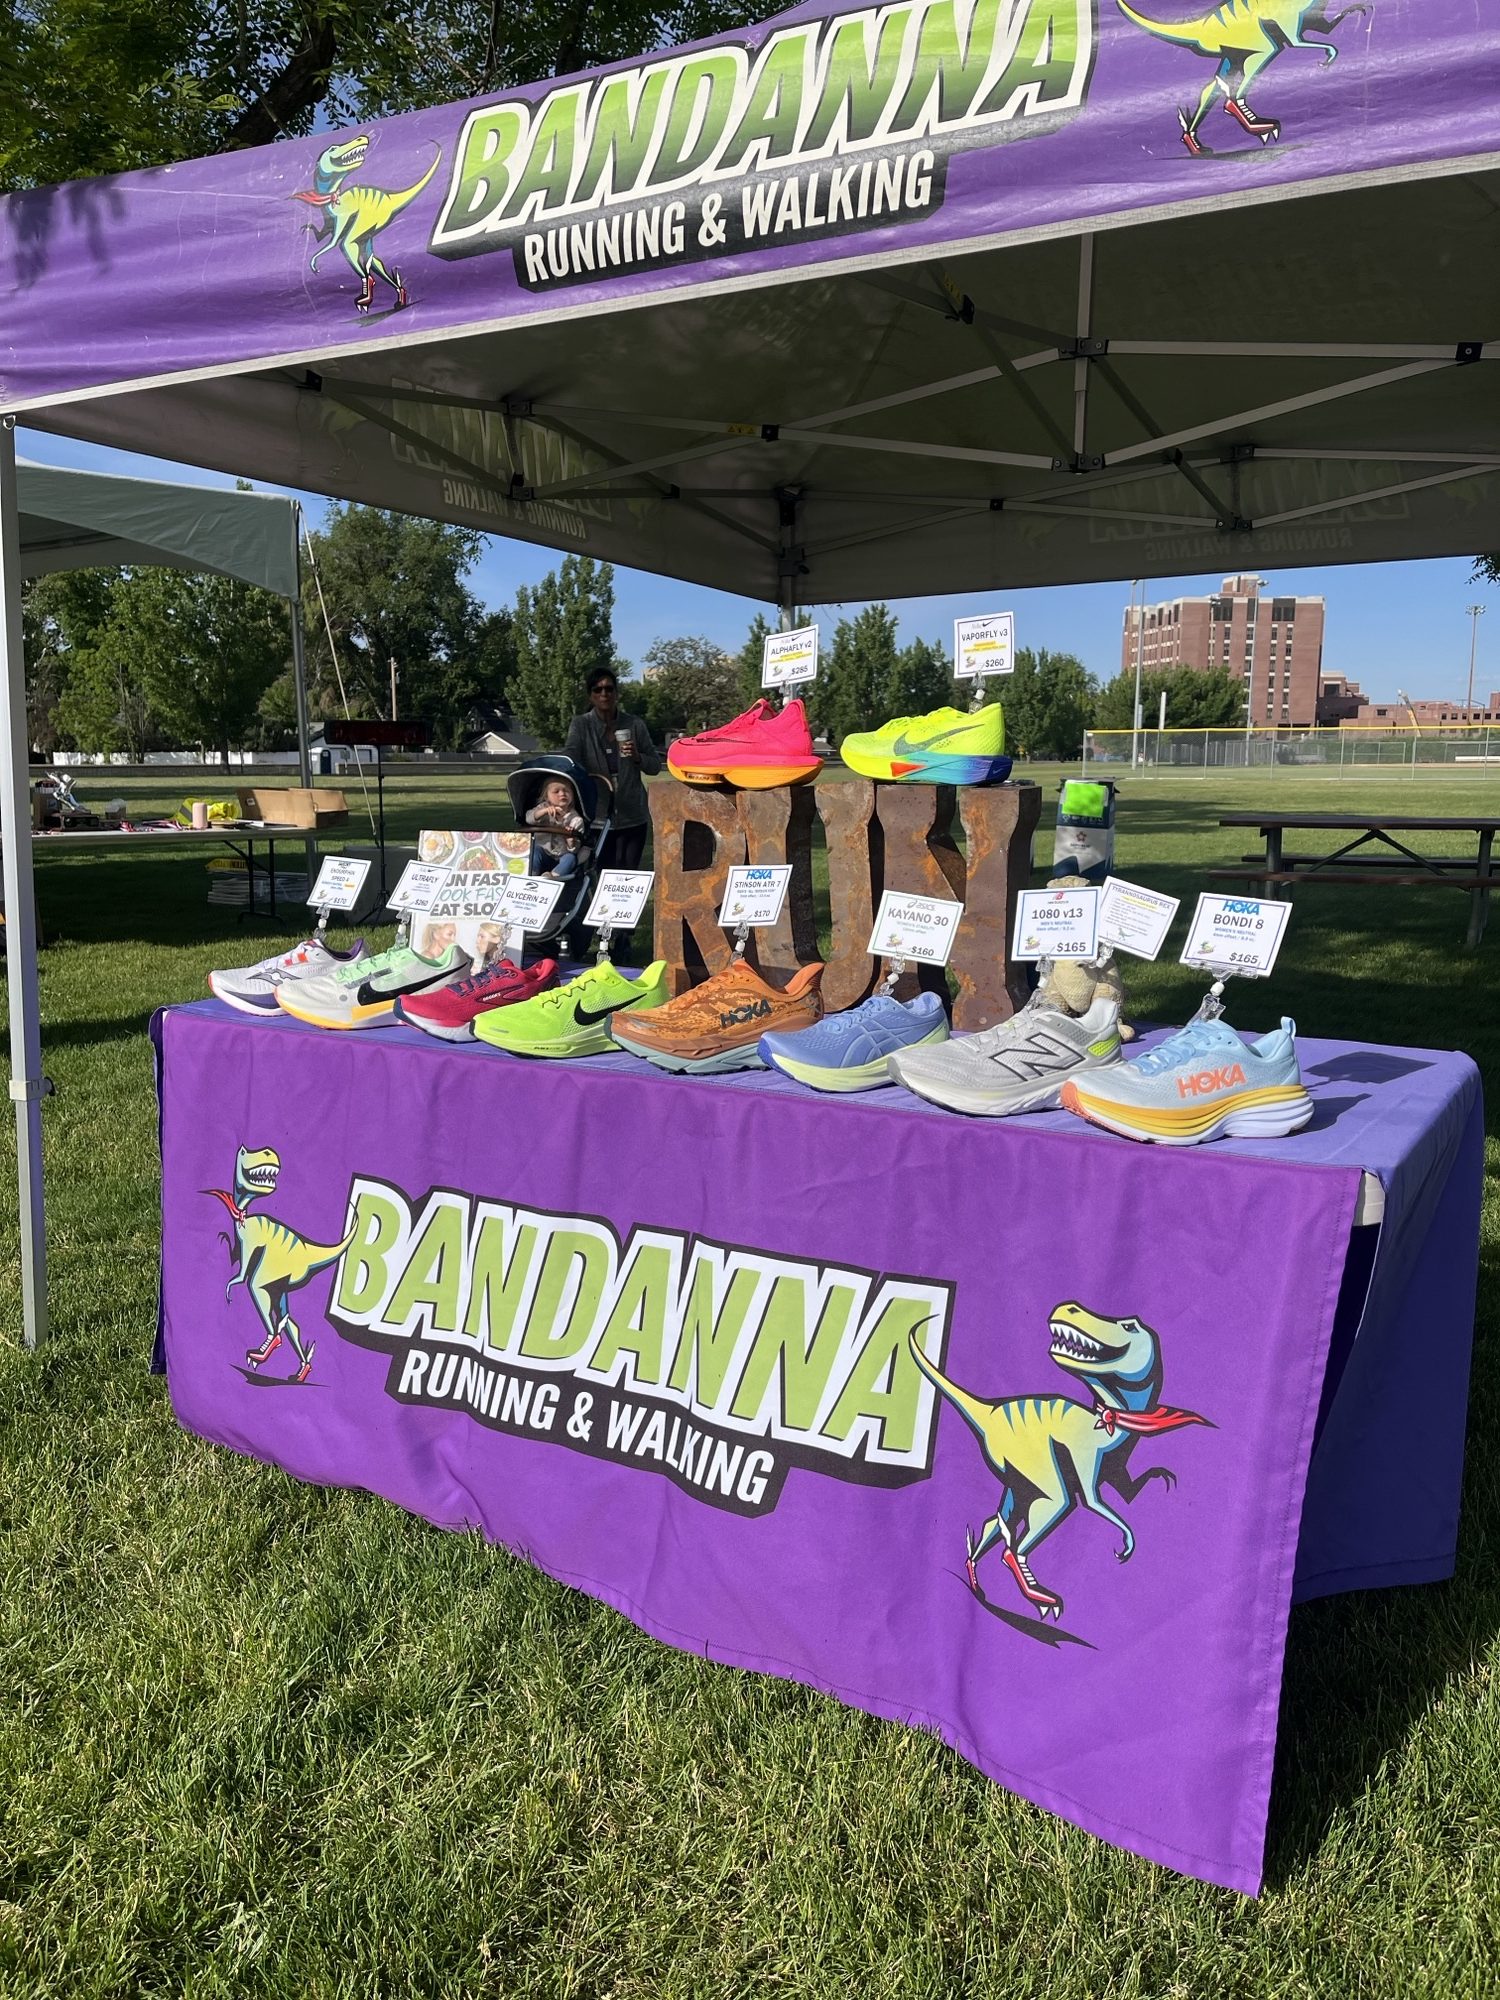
[152,1000,1482,1896]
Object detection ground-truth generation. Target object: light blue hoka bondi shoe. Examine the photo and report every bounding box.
[1061,1015,1313,1146]
[757,991,949,1093]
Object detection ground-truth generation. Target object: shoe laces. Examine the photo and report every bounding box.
[1131,1021,1235,1076]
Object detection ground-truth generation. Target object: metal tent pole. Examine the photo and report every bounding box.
[0,417,49,1349]
[290,507,317,894]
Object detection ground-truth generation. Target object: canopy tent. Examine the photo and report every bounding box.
[2,0,1498,1342]
[0,461,313,1347]
[16,459,301,595]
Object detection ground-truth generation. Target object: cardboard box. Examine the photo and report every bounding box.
[236,786,348,829]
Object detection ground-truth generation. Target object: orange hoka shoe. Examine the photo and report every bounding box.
[611,959,824,1072]
[667,697,821,789]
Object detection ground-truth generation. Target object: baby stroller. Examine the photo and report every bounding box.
[506,754,612,954]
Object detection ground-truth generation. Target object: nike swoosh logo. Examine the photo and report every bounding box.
[889,722,984,758]
[574,991,646,1026]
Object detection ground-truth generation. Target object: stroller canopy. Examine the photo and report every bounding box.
[507,754,601,827]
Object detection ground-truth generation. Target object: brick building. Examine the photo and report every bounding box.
[1343,692,1500,728]
[1121,574,1326,728]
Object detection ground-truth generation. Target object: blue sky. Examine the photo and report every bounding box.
[22,427,1495,705]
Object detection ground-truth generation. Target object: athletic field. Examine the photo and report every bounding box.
[1,768,1495,1996]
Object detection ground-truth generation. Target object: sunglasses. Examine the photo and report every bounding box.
[589,683,616,695]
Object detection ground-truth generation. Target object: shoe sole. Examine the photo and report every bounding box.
[892,1048,1117,1117]
[767,1026,949,1093]
[1060,1079,1314,1145]
[669,759,821,789]
[615,1039,768,1074]
[840,750,1010,785]
[275,993,400,1028]
[396,990,548,1041]
[208,979,284,1016]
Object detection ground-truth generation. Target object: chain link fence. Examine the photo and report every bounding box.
[1083,726,1500,774]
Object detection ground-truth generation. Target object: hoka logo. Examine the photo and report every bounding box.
[720,999,774,1028]
[1177,1063,1246,1098]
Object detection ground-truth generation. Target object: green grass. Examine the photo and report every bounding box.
[2,768,1499,1997]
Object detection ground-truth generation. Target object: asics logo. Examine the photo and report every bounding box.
[1177,1063,1246,1098]
[719,999,773,1027]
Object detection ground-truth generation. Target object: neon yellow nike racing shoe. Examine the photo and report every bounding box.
[838,703,1010,784]
[473,958,670,1058]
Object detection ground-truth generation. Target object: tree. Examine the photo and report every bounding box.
[104,568,289,763]
[2,3,765,188]
[810,604,900,747]
[1475,556,1499,586]
[882,635,954,720]
[634,635,740,736]
[1094,665,1244,733]
[509,556,615,748]
[735,613,775,709]
[301,504,495,748]
[1000,647,1098,761]
[21,569,117,755]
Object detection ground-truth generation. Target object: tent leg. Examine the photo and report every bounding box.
[0,418,49,1350]
[294,544,320,896]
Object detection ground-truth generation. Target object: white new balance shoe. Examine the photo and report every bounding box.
[890,990,1122,1117]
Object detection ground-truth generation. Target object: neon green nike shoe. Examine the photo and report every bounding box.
[848,700,1012,784]
[839,703,1010,785]
[473,958,670,1058]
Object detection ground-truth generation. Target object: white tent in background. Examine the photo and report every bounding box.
[2,0,1498,1345]
[1,460,314,1347]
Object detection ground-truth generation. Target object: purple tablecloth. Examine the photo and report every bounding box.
[152,1001,1481,1895]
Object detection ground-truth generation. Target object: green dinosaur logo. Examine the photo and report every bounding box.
[1116,1,1371,156]
[294,135,442,314]
[205,1146,356,1385]
[430,0,1094,288]
[909,1300,1210,1623]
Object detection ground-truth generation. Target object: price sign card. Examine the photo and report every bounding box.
[1011,886,1101,961]
[494,873,567,932]
[1180,893,1291,978]
[387,861,450,914]
[867,891,963,967]
[761,625,820,688]
[719,865,791,928]
[307,855,371,912]
[954,611,1015,679]
[1097,876,1180,961]
[584,869,654,932]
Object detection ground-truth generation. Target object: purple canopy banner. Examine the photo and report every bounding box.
[151,1000,1397,1894]
[4,0,1496,409]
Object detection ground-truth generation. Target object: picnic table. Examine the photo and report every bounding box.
[1212,812,1500,949]
[30,822,322,916]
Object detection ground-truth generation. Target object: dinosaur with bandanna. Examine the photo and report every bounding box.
[294,135,440,314]
[910,1302,1210,1622]
[204,1146,355,1385]
[1116,1,1371,157]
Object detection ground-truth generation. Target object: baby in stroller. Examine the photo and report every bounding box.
[525,777,587,878]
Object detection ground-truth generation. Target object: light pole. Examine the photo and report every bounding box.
[1466,603,1486,717]
[1130,579,1145,769]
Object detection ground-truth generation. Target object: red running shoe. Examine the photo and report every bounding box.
[668,697,821,789]
[396,956,559,1041]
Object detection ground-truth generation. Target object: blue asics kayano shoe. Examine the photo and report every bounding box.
[1061,1015,1313,1145]
[758,990,949,1092]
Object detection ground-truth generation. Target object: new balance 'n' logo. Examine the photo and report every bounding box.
[986,1030,1081,1081]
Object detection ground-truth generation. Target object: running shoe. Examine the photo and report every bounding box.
[275,941,470,1030]
[1060,1016,1313,1146]
[209,935,368,1016]
[474,958,670,1058]
[758,991,949,1093]
[395,956,560,1042]
[839,703,1010,785]
[668,698,821,789]
[890,990,1121,1116]
[612,959,823,1073]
